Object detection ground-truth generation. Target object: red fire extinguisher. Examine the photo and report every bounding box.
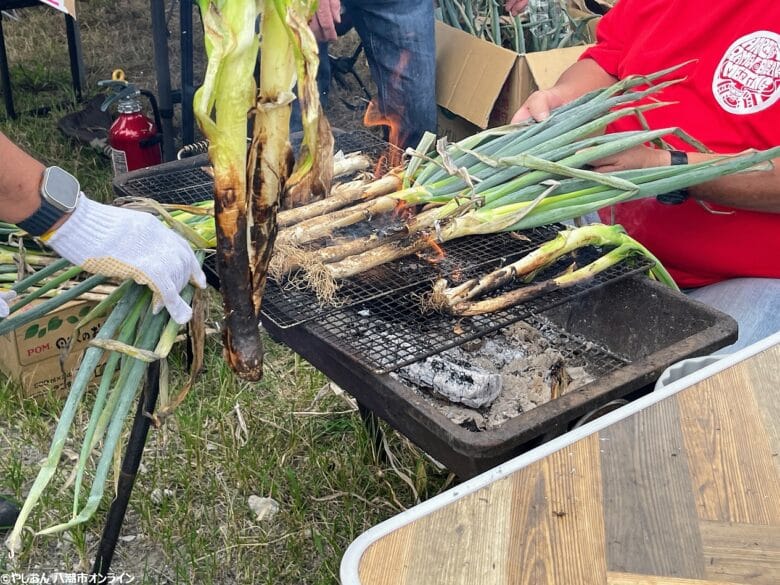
[98,70,162,175]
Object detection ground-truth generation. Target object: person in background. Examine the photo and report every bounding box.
[511,0,780,351]
[308,0,529,149]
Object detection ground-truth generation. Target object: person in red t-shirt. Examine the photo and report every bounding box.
[512,0,780,351]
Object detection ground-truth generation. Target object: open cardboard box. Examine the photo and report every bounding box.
[435,21,592,140]
[0,299,105,399]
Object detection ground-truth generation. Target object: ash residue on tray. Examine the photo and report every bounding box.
[392,316,601,432]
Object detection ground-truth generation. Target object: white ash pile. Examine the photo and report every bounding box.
[393,318,596,431]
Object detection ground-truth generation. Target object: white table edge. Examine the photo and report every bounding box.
[340,330,780,585]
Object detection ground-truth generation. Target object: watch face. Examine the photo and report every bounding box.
[42,166,81,212]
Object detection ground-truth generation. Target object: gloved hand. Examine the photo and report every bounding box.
[310,0,341,42]
[505,0,530,16]
[0,290,16,318]
[47,194,207,325]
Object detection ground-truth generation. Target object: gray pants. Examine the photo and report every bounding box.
[686,278,780,353]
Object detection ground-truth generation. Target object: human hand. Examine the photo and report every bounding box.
[310,0,341,42]
[47,195,207,325]
[505,0,529,16]
[511,88,568,123]
[588,145,671,173]
[0,290,16,318]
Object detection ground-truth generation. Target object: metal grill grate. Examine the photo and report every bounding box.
[523,315,629,377]
[114,130,395,204]
[117,164,214,201]
[298,254,650,375]
[113,130,652,375]
[262,226,562,328]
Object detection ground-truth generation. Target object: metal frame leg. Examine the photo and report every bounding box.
[64,13,84,102]
[150,0,176,161]
[91,361,161,579]
[179,0,195,147]
[0,12,16,119]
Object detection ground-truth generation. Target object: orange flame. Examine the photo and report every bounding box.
[393,200,415,222]
[419,233,446,264]
[363,51,411,174]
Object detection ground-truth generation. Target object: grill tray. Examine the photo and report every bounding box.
[114,132,738,478]
[264,276,738,478]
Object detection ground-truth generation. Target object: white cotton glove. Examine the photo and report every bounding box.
[47,194,207,325]
[0,290,17,318]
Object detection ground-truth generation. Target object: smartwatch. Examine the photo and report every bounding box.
[656,150,690,205]
[17,166,81,236]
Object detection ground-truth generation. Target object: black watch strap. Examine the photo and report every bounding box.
[16,197,67,237]
[657,150,690,205]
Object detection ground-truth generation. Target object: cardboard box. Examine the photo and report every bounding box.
[0,300,106,399]
[37,0,77,18]
[435,21,591,140]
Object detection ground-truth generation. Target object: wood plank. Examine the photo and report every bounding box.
[600,397,705,578]
[360,473,515,584]
[607,571,743,585]
[700,520,780,585]
[506,434,607,585]
[678,366,780,525]
[359,522,416,585]
[743,345,780,476]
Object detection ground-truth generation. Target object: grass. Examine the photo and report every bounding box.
[0,3,450,583]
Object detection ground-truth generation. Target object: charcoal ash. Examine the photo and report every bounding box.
[392,316,599,432]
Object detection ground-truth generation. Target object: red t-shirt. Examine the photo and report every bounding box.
[581,0,780,287]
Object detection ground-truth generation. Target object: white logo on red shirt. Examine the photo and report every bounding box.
[712,31,780,115]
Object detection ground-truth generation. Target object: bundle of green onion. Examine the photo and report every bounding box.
[437,0,595,53]
[267,64,780,302]
[1,205,214,556]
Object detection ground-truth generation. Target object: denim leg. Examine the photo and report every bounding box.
[343,0,437,149]
[685,278,780,353]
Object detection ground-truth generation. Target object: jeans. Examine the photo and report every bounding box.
[292,0,437,150]
[686,278,780,353]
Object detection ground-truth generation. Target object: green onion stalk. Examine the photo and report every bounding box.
[194,0,321,381]
[429,223,676,315]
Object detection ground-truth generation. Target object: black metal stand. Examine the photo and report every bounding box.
[149,0,196,160]
[0,0,85,118]
[90,360,160,579]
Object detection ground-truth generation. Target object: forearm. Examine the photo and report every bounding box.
[687,152,780,213]
[0,131,45,223]
[551,58,618,103]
